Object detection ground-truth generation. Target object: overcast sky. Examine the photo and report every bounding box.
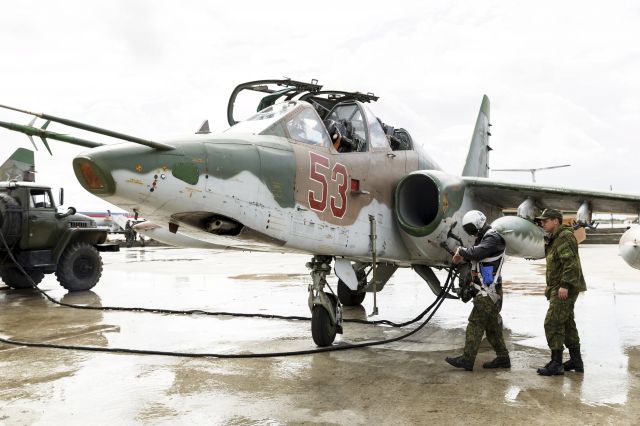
[1,0,638,211]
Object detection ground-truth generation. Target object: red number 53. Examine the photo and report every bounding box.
[308,152,348,218]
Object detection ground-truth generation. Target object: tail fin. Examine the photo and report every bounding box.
[0,148,36,182]
[462,95,491,178]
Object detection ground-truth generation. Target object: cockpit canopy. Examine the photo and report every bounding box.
[225,78,414,152]
[226,100,413,152]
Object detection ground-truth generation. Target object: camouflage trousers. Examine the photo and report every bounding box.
[544,293,580,350]
[463,294,509,362]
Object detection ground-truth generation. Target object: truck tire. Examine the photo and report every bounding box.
[0,267,45,290]
[56,242,103,292]
[0,193,22,246]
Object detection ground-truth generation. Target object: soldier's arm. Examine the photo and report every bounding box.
[557,236,580,290]
[460,233,505,261]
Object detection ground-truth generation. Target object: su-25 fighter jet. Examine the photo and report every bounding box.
[1,78,640,346]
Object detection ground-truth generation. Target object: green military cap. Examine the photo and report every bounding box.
[535,208,563,220]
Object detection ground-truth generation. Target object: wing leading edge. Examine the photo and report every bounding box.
[464,177,640,214]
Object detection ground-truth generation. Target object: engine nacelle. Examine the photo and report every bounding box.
[393,170,467,262]
[490,215,545,259]
[394,170,465,238]
[619,225,640,270]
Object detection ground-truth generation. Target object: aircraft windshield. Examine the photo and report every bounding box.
[284,107,330,147]
[226,101,297,135]
[361,103,390,150]
[226,101,330,147]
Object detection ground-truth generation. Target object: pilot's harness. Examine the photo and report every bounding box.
[470,230,506,305]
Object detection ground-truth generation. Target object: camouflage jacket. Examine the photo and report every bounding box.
[544,224,587,299]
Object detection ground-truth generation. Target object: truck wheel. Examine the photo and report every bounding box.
[56,242,103,292]
[0,267,44,290]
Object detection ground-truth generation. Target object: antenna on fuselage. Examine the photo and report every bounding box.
[196,120,211,134]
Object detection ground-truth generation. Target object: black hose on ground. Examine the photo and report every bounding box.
[0,273,453,359]
[0,231,457,358]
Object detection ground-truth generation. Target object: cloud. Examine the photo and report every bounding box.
[0,0,639,210]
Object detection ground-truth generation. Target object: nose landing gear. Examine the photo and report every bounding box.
[307,256,343,346]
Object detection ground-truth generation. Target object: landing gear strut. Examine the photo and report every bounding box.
[307,255,343,347]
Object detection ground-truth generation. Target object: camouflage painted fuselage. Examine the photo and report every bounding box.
[74,133,450,263]
[72,100,497,267]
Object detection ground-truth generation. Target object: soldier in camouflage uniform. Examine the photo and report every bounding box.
[536,209,587,376]
[445,210,510,372]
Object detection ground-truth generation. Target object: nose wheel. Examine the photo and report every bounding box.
[307,256,342,347]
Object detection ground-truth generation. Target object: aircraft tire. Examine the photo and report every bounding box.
[0,267,44,290]
[56,242,103,292]
[337,280,366,306]
[311,293,337,346]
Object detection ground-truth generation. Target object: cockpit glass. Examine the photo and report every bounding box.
[361,103,390,150]
[327,105,366,141]
[325,104,367,150]
[226,101,297,134]
[284,107,330,147]
[225,101,330,147]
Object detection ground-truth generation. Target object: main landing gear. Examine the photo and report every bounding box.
[307,255,343,347]
[337,266,367,306]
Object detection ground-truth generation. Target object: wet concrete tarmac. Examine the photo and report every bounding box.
[1,245,639,425]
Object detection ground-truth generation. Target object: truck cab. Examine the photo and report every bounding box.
[0,181,116,291]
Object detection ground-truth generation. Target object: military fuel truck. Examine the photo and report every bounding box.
[0,181,118,291]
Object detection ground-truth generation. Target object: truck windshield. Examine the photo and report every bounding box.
[30,189,54,209]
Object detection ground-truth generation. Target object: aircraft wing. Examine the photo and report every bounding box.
[464,177,640,214]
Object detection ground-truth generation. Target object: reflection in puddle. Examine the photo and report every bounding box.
[2,246,639,423]
[229,273,308,282]
[504,385,521,404]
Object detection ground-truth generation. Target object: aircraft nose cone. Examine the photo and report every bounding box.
[72,155,115,195]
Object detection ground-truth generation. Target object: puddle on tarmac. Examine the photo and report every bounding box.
[1,245,639,423]
[229,273,308,281]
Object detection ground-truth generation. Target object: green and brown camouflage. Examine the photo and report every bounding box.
[544,224,587,299]
[544,292,580,350]
[66,99,449,261]
[463,291,509,362]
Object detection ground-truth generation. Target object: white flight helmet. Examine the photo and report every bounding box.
[462,210,487,236]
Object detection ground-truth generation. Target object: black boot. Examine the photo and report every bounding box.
[483,356,511,369]
[445,355,473,371]
[537,350,564,376]
[563,345,584,373]
[536,353,553,374]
